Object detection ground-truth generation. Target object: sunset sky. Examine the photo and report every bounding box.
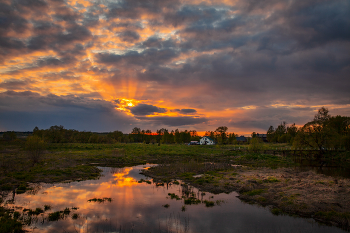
[0,0,349,135]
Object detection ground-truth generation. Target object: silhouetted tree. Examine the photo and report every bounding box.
[215,126,228,144]
[25,136,46,164]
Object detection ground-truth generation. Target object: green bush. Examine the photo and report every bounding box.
[25,136,46,164]
[249,138,264,152]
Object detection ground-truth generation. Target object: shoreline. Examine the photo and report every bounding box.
[142,165,350,231]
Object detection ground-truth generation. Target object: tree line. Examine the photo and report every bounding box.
[29,125,238,144]
[266,107,350,150]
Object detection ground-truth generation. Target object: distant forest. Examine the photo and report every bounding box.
[1,107,349,149]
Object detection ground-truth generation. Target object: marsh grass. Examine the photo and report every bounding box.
[242,189,266,196]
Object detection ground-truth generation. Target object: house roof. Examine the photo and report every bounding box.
[236,136,247,141]
[202,136,214,141]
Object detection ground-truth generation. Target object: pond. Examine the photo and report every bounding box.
[4,165,347,233]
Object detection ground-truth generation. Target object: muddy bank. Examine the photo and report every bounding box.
[142,165,350,231]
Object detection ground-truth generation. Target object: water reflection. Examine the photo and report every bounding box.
[4,165,347,233]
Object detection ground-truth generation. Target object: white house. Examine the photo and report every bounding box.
[200,136,215,145]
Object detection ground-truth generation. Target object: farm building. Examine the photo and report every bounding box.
[236,136,247,143]
[256,133,268,142]
[189,141,200,145]
[200,136,215,145]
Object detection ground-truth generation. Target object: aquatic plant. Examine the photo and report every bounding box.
[28,208,44,216]
[204,200,215,207]
[184,197,201,205]
[271,208,282,216]
[88,197,112,203]
[63,208,70,215]
[168,193,181,200]
[48,211,61,221]
[138,179,152,184]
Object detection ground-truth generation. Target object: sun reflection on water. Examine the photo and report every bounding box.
[3,165,346,233]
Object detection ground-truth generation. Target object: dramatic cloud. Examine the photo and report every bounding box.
[174,109,197,114]
[129,104,167,116]
[0,0,349,134]
[136,116,208,127]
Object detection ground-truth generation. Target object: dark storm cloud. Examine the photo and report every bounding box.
[0,2,29,34]
[174,109,197,114]
[0,90,109,111]
[14,0,48,9]
[107,0,180,20]
[164,5,227,28]
[0,91,133,131]
[37,57,65,67]
[0,0,92,62]
[0,79,35,90]
[169,1,350,55]
[226,106,315,132]
[0,37,25,50]
[140,37,177,49]
[32,21,62,34]
[96,48,178,66]
[136,116,207,127]
[38,71,81,81]
[250,1,350,54]
[108,21,143,30]
[128,104,166,116]
[118,30,140,42]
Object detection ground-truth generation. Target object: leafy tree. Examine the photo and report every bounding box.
[44,125,65,143]
[131,127,141,134]
[107,131,124,142]
[275,122,287,142]
[215,126,228,144]
[266,126,275,142]
[161,129,170,144]
[180,130,191,143]
[286,123,298,143]
[174,129,181,143]
[228,133,237,144]
[293,107,342,153]
[204,131,215,140]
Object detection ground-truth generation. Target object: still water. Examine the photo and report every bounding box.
[6,165,346,233]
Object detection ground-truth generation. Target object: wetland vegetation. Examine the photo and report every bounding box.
[1,139,349,232]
